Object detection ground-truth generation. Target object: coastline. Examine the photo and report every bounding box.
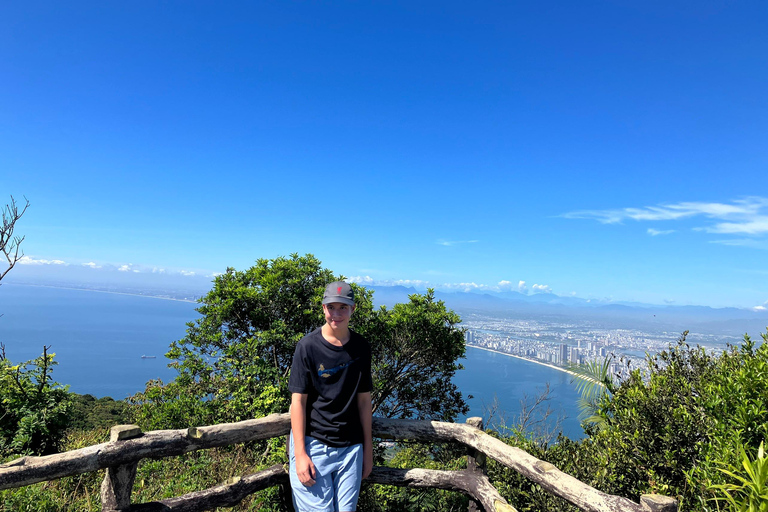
[4,282,199,303]
[466,344,580,379]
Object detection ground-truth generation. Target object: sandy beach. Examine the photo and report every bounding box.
[466,344,580,379]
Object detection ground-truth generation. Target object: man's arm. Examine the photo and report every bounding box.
[357,391,373,480]
[291,393,316,486]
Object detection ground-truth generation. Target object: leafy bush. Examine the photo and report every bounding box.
[67,394,131,431]
[561,331,768,511]
[0,345,72,456]
[711,441,768,512]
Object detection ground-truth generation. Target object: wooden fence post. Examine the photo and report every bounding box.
[466,417,486,512]
[100,425,142,512]
[640,494,678,512]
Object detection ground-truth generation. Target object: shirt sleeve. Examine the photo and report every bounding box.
[288,341,311,394]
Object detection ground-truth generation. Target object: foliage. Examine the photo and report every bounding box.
[67,394,131,431]
[130,253,338,427]
[567,355,616,428]
[1,427,291,512]
[555,330,768,511]
[0,345,72,456]
[711,442,768,512]
[568,332,717,505]
[0,427,106,511]
[487,430,586,512]
[361,290,468,421]
[690,331,768,511]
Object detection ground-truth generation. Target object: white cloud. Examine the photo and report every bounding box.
[82,262,102,269]
[563,197,768,234]
[151,267,166,274]
[118,264,140,273]
[563,197,768,248]
[18,256,67,265]
[437,239,479,247]
[753,305,766,311]
[496,280,529,294]
[441,282,496,292]
[348,276,430,288]
[564,197,767,224]
[348,275,376,285]
[351,276,544,295]
[647,228,675,236]
[179,270,196,276]
[704,217,768,235]
[390,279,429,288]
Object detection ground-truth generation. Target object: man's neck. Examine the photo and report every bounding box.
[322,323,350,346]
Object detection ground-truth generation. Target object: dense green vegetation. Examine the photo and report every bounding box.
[1,254,767,511]
[0,345,72,456]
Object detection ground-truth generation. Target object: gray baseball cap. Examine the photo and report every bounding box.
[322,281,355,306]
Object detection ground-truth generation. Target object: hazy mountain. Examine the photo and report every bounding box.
[367,285,768,339]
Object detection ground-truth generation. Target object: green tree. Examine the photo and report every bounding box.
[130,253,337,427]
[1,197,72,458]
[361,290,467,421]
[0,345,72,456]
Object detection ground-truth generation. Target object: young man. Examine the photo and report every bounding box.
[288,281,373,512]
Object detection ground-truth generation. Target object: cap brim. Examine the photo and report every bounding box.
[322,296,355,306]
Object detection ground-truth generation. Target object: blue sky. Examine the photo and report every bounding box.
[2,1,767,309]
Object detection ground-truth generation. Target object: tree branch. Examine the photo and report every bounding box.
[0,196,30,283]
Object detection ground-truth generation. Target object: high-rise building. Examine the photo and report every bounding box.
[559,343,568,364]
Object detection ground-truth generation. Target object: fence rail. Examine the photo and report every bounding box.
[0,413,677,512]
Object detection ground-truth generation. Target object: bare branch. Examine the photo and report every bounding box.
[0,196,30,282]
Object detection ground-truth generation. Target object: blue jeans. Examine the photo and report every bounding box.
[289,433,363,512]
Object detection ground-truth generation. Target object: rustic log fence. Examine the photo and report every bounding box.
[0,413,677,512]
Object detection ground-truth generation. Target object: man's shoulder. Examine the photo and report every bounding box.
[349,330,371,352]
[298,327,323,343]
[295,328,324,353]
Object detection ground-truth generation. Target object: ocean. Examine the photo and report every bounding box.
[0,284,584,439]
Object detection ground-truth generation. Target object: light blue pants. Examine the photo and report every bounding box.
[289,433,363,512]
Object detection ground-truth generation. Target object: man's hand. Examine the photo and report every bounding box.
[295,451,317,486]
[362,446,373,480]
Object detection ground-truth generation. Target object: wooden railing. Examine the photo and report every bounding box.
[0,413,677,512]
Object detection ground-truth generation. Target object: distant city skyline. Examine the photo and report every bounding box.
[3,2,767,309]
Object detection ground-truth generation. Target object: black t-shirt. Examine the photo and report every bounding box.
[288,328,372,447]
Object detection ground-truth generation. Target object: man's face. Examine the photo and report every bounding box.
[323,302,354,329]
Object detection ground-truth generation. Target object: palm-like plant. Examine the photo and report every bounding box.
[711,441,768,512]
[567,355,616,429]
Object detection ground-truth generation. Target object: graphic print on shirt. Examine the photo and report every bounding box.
[318,358,359,378]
